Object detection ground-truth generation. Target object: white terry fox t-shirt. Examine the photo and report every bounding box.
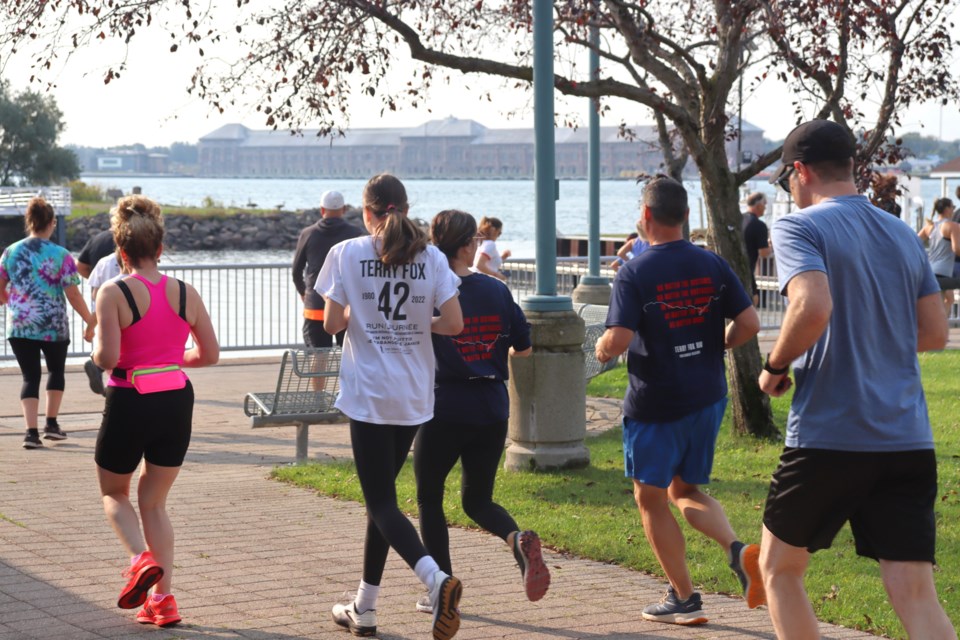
[316,236,460,425]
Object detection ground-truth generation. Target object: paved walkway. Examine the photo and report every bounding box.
[0,358,876,639]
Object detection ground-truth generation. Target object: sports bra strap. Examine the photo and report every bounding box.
[115,279,141,324]
[115,277,187,324]
[177,279,187,321]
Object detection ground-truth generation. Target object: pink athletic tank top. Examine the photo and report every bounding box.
[109,274,191,388]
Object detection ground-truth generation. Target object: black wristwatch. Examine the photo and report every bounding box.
[763,354,789,376]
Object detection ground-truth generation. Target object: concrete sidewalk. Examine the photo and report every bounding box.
[0,359,875,639]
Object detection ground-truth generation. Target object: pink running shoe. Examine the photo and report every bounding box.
[513,531,550,602]
[117,550,164,609]
[136,594,181,627]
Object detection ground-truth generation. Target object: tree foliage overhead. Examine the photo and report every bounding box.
[0,82,79,186]
[2,0,955,437]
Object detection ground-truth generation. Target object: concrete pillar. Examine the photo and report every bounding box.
[571,281,611,305]
[506,309,589,471]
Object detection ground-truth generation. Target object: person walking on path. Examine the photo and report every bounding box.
[316,174,465,640]
[594,175,764,626]
[78,228,119,396]
[413,209,548,615]
[292,189,362,348]
[759,119,956,640]
[473,216,511,281]
[93,195,219,628]
[82,251,125,397]
[0,197,95,449]
[918,197,960,317]
[741,192,772,306]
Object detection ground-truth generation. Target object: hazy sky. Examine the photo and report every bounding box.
[5,11,960,150]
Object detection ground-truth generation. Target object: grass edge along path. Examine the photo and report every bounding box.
[272,350,960,639]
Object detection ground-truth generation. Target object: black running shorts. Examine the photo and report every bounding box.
[763,447,937,563]
[302,318,344,348]
[95,382,194,474]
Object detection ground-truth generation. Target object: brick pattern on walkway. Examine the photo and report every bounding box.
[0,360,876,639]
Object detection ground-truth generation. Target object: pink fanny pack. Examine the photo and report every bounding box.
[128,365,188,394]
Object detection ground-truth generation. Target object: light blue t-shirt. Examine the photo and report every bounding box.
[772,195,939,452]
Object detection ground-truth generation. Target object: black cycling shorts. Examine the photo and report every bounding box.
[763,447,937,563]
[95,382,194,474]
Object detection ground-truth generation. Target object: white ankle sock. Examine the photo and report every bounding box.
[414,556,441,589]
[355,580,380,613]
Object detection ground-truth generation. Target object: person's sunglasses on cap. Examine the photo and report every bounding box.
[776,165,795,193]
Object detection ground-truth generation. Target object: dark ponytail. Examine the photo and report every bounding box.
[363,173,427,265]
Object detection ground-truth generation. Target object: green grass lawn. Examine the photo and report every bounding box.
[273,351,960,638]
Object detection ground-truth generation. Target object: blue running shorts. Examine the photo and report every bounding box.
[622,398,727,488]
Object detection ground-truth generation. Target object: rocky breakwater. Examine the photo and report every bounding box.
[66,207,372,252]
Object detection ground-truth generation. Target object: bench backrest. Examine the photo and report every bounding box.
[269,347,341,415]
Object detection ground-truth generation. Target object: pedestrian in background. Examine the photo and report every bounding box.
[0,197,95,448]
[473,216,511,281]
[317,173,465,640]
[741,192,771,306]
[292,189,362,348]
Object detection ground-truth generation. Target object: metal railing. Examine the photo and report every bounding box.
[16,254,950,361]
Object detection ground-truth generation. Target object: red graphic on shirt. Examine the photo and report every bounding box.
[452,315,506,362]
[645,277,720,329]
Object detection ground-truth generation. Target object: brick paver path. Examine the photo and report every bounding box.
[0,359,876,639]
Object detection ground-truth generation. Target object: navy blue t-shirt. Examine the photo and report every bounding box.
[433,273,531,424]
[606,240,752,423]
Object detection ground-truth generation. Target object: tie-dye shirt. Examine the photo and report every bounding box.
[0,237,80,341]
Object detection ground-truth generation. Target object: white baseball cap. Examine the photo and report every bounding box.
[320,190,345,210]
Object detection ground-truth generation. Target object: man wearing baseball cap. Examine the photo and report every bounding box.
[757,120,955,639]
[293,190,362,348]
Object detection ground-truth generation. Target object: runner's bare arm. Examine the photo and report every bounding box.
[724,305,760,350]
[917,291,948,352]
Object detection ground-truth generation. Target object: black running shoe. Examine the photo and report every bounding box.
[84,359,106,396]
[22,432,43,449]
[43,424,68,441]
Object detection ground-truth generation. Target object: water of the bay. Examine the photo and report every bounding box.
[82,174,958,262]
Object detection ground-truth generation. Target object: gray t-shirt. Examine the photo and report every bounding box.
[772,195,939,452]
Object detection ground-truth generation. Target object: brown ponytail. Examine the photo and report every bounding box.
[24,197,55,234]
[363,173,426,266]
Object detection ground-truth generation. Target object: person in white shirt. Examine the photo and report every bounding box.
[316,173,465,640]
[82,251,124,395]
[473,216,511,281]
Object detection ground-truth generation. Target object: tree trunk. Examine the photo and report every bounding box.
[696,145,778,439]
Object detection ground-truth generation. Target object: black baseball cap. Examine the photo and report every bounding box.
[768,119,856,185]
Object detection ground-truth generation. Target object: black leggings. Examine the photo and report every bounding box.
[413,418,518,575]
[8,338,69,400]
[350,419,430,586]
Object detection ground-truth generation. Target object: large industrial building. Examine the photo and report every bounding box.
[197,117,765,179]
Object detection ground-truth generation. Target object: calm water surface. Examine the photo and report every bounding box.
[83,175,958,261]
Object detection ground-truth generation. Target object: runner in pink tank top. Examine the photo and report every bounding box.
[109,273,191,390]
[92,196,218,627]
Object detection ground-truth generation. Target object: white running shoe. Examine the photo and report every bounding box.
[331,600,377,637]
[428,571,462,640]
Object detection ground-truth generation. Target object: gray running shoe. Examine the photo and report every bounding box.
[641,587,708,625]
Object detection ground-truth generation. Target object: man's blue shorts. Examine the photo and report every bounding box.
[622,398,727,488]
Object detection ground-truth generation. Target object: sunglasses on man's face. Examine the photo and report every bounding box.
[777,166,795,194]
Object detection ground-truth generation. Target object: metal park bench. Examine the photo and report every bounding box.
[575,303,619,380]
[243,347,346,462]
